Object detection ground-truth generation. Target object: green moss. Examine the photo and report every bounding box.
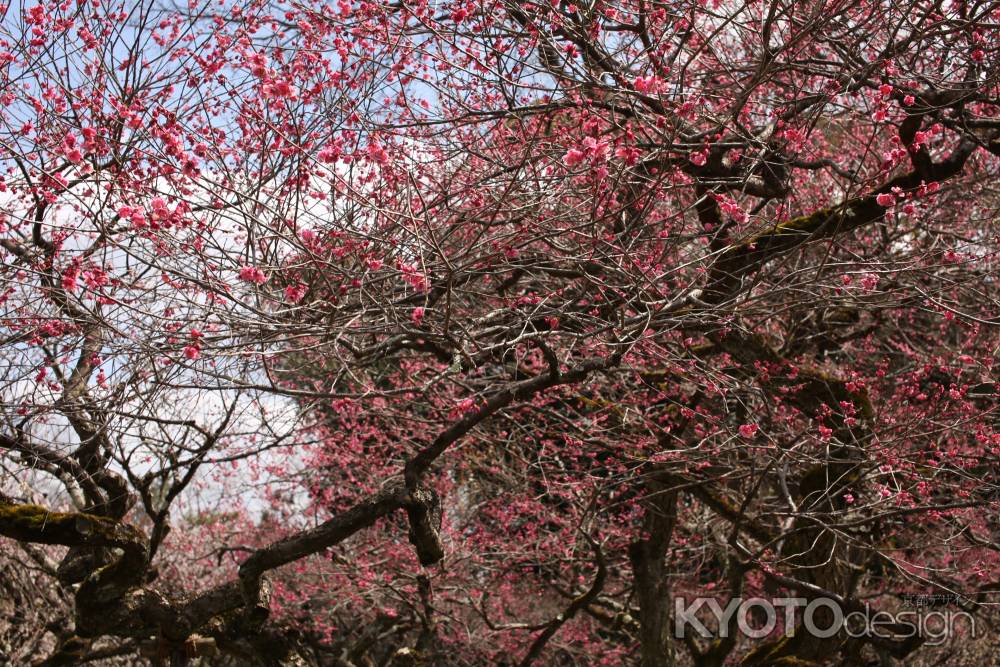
[741,635,793,664]
[747,207,836,245]
[0,503,77,532]
[0,500,143,548]
[852,388,874,421]
[573,394,627,420]
[740,635,822,666]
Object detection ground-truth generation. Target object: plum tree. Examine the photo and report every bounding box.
[0,0,998,665]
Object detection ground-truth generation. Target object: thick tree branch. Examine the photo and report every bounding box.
[703,139,979,304]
